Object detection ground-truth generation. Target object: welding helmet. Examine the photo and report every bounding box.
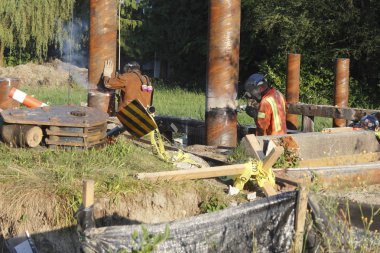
[359,114,379,130]
[123,61,140,73]
[244,73,270,102]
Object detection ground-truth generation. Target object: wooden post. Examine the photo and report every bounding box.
[302,115,314,132]
[294,179,310,253]
[83,180,95,208]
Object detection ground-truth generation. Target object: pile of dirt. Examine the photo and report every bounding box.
[0,59,88,87]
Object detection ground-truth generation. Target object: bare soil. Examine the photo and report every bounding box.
[0,60,87,87]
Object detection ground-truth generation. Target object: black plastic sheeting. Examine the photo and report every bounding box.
[77,191,297,253]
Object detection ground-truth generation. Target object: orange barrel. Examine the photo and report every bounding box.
[88,91,111,113]
[8,87,48,108]
[0,78,20,109]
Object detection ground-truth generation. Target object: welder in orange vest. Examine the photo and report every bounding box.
[103,60,153,110]
[244,73,287,136]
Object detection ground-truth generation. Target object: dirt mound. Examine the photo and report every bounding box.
[0,60,88,87]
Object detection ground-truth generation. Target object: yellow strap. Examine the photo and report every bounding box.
[233,159,276,190]
[149,128,202,167]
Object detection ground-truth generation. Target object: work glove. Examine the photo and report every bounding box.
[245,98,259,118]
[245,106,258,118]
[103,60,114,78]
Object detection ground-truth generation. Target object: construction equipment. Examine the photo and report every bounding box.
[0,105,108,148]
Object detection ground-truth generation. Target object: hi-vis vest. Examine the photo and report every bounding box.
[256,88,287,135]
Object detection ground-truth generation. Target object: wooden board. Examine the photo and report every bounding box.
[240,134,265,160]
[136,146,284,197]
[321,127,354,133]
[288,103,380,121]
[299,152,380,167]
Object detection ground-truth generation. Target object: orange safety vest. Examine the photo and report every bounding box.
[256,88,287,135]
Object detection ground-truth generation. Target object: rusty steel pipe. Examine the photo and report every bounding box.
[333,58,350,127]
[285,53,301,131]
[0,78,20,110]
[88,0,117,112]
[205,0,241,147]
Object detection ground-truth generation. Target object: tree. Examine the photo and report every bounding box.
[135,0,208,85]
[0,0,75,66]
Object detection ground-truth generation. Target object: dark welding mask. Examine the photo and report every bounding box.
[123,61,140,73]
[244,73,269,102]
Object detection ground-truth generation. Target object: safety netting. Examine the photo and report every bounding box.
[77,191,297,253]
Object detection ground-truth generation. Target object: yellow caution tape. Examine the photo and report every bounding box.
[233,159,276,190]
[149,128,202,167]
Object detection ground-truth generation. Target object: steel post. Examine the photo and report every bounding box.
[88,0,117,112]
[286,53,301,131]
[206,0,241,147]
[333,58,350,127]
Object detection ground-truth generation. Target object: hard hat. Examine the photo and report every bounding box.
[359,114,379,130]
[244,73,269,102]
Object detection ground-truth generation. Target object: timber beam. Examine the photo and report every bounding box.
[287,103,380,121]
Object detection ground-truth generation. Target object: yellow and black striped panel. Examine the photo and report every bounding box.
[117,99,157,138]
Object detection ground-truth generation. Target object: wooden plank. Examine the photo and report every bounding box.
[321,127,353,133]
[299,152,380,167]
[83,180,94,208]
[136,164,247,181]
[261,146,284,196]
[136,147,284,184]
[288,103,380,121]
[240,134,265,160]
[293,179,310,253]
[302,115,314,132]
[262,146,284,171]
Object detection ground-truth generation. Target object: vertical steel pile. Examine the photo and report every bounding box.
[286,53,301,131]
[333,58,350,127]
[88,0,117,113]
[206,0,241,147]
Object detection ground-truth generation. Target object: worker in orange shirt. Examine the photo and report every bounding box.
[102,60,153,110]
[244,73,287,136]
